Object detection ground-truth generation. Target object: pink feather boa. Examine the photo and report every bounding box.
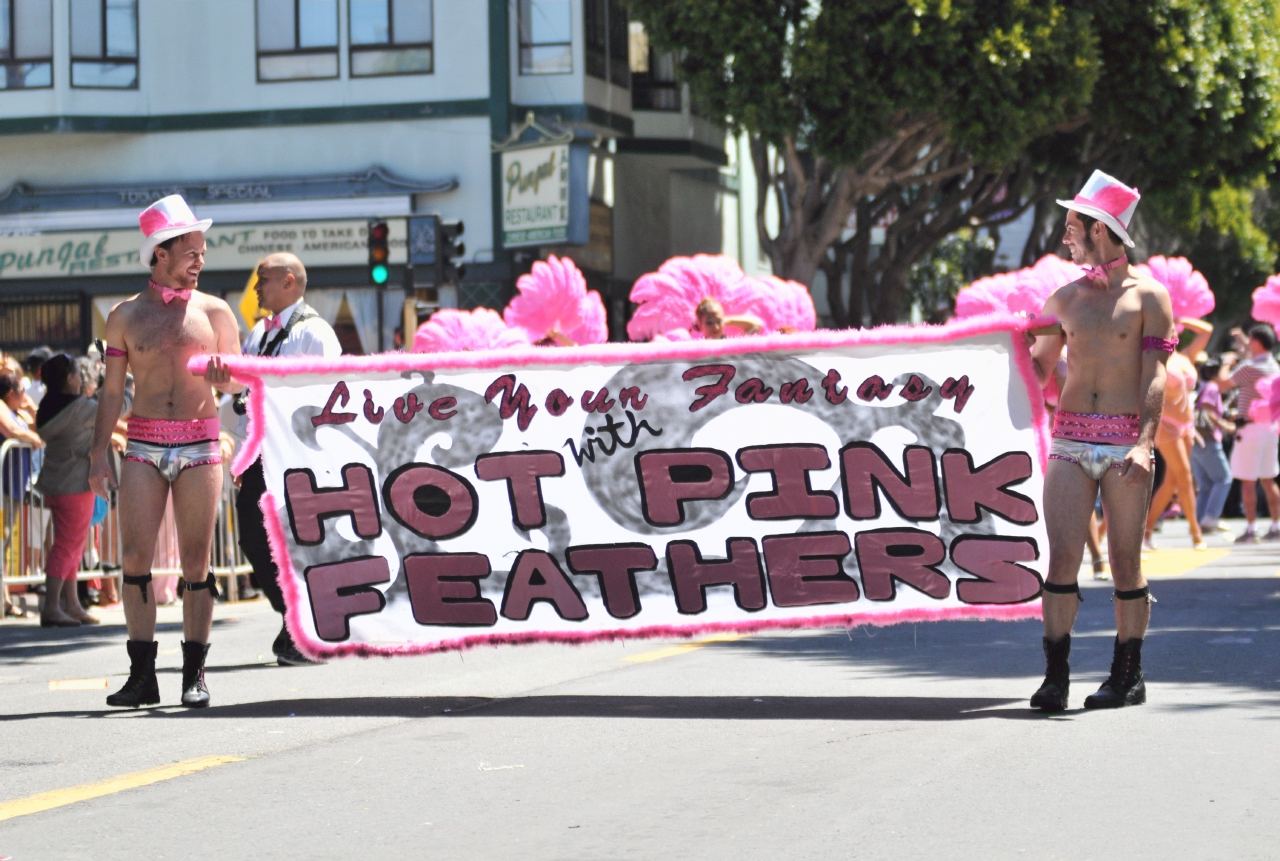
[504,254,608,345]
[412,307,527,354]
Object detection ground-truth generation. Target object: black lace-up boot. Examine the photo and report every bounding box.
[1030,635,1071,712]
[180,641,211,708]
[1084,637,1146,709]
[106,640,160,708]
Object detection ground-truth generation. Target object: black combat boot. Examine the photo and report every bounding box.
[1029,635,1071,712]
[180,641,211,708]
[1084,637,1146,709]
[106,640,160,708]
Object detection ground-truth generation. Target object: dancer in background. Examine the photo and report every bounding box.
[1143,325,1207,551]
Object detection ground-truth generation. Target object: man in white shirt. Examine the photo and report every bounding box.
[236,253,341,665]
[1218,323,1280,542]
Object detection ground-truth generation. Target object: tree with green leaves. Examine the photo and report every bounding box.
[629,0,1280,325]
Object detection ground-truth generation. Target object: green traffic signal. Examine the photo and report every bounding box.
[371,264,389,284]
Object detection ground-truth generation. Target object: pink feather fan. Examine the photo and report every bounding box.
[954,255,1080,318]
[1250,374,1280,427]
[1137,256,1214,321]
[412,308,527,354]
[627,254,762,341]
[504,254,608,346]
[1252,275,1280,326]
[750,275,818,332]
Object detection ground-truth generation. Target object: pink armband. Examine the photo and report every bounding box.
[104,346,127,358]
[1141,336,1177,353]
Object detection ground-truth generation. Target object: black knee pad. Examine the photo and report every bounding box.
[1042,581,1083,602]
[122,572,153,603]
[179,571,220,601]
[1114,585,1154,604]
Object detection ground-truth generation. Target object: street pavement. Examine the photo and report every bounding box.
[1,518,1277,860]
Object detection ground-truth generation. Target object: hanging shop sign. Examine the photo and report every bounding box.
[0,219,407,280]
[500,141,590,249]
[206,316,1049,660]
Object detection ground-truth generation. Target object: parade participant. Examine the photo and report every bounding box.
[90,195,244,709]
[1142,339,1206,550]
[1217,323,1280,543]
[234,253,340,667]
[503,255,608,347]
[1027,171,1174,712]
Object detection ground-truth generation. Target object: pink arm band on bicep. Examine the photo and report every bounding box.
[104,346,126,358]
[1141,336,1177,353]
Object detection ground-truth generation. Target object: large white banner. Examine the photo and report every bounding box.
[212,317,1049,659]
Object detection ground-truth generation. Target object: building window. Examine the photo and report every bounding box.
[256,0,338,82]
[70,0,138,89]
[629,23,679,111]
[584,0,627,87]
[0,0,53,90]
[349,0,432,77]
[518,0,570,75]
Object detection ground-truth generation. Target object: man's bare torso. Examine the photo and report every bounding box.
[112,289,232,420]
[1049,270,1165,416]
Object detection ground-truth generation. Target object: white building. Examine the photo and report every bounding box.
[0,0,745,353]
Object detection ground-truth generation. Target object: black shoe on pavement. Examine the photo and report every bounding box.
[1083,637,1146,709]
[106,640,160,708]
[180,641,211,708]
[271,623,291,657]
[1030,635,1071,712]
[277,642,323,666]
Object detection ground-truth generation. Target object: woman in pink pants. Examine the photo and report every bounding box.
[35,355,131,626]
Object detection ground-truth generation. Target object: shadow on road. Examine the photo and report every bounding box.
[0,617,242,664]
[0,693,1040,723]
[726,578,1280,696]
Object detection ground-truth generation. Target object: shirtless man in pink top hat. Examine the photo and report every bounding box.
[1026,171,1175,712]
[90,194,244,709]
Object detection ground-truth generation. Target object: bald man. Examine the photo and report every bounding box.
[236,253,341,665]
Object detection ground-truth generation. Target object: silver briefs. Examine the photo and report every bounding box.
[1048,437,1130,482]
[123,439,222,484]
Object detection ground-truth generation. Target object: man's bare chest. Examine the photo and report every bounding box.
[1062,291,1143,346]
[129,308,216,356]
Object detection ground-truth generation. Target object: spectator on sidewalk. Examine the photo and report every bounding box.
[1192,357,1234,533]
[1218,323,1280,542]
[35,354,132,627]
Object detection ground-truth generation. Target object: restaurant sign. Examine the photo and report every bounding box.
[0,219,407,281]
[500,142,589,249]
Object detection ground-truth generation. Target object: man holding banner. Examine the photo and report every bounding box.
[91,195,245,709]
[1028,171,1174,712]
[234,253,340,667]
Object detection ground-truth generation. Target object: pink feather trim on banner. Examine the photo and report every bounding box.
[1252,274,1280,326]
[412,307,527,354]
[229,373,265,476]
[1135,256,1214,321]
[954,255,1081,318]
[504,254,608,345]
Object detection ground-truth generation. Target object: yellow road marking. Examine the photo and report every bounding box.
[1143,548,1230,578]
[624,633,743,663]
[48,678,109,691]
[0,755,244,821]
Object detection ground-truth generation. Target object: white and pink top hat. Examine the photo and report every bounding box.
[139,194,212,264]
[1056,170,1140,248]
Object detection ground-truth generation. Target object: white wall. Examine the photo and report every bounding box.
[0,0,491,120]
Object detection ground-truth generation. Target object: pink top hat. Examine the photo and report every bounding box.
[139,194,213,264]
[1056,170,1140,248]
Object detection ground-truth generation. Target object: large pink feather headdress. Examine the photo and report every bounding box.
[413,308,526,354]
[1135,256,1214,322]
[954,255,1081,318]
[504,255,607,346]
[1252,275,1280,326]
[627,254,762,341]
[1251,374,1280,428]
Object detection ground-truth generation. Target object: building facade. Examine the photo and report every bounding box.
[0,0,745,353]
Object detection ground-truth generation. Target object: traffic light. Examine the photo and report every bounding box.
[367,219,390,285]
[437,220,465,285]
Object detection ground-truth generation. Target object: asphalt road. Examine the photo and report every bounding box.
[1,520,1277,860]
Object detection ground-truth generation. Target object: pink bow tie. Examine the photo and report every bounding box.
[264,315,284,332]
[149,280,192,303]
[1082,255,1127,286]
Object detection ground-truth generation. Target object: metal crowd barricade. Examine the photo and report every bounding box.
[0,439,253,605]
